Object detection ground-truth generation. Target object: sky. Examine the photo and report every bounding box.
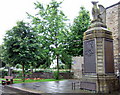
[0,0,119,45]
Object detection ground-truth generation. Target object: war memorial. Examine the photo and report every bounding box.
[1,1,120,94]
[81,1,119,93]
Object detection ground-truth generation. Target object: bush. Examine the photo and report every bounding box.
[11,70,21,78]
[1,70,8,78]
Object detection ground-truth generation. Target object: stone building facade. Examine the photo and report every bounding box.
[106,2,120,74]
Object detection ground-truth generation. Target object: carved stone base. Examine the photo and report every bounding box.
[80,74,119,93]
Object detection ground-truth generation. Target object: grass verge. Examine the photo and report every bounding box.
[0,78,63,84]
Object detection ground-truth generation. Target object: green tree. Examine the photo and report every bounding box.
[0,45,6,67]
[67,7,90,56]
[3,21,40,81]
[27,0,69,79]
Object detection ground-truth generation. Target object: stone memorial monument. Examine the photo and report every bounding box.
[81,1,119,93]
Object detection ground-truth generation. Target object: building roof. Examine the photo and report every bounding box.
[106,1,120,9]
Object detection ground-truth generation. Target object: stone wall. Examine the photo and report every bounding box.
[106,2,120,74]
[72,56,83,79]
[27,72,73,79]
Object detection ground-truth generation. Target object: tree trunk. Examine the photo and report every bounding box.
[56,55,59,80]
[8,67,10,76]
[31,68,33,73]
[22,63,25,82]
[55,29,59,80]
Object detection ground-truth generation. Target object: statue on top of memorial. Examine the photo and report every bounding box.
[91,1,106,24]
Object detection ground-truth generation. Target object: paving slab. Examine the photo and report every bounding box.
[2,79,92,94]
[1,80,120,95]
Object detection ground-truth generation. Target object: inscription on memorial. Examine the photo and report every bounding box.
[105,39,114,73]
[84,41,94,56]
[84,40,96,73]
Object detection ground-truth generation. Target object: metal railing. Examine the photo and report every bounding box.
[72,81,81,90]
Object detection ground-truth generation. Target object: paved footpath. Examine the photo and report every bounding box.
[1,80,120,95]
[0,84,21,95]
[0,80,92,95]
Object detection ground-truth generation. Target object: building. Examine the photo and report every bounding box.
[106,1,120,74]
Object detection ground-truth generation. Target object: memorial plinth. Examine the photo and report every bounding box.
[82,19,119,93]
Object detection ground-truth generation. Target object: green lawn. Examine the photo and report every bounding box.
[0,78,63,84]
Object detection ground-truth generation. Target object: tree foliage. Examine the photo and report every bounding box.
[2,1,91,81]
[66,7,90,56]
[3,21,40,81]
[0,45,6,67]
[27,0,70,79]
